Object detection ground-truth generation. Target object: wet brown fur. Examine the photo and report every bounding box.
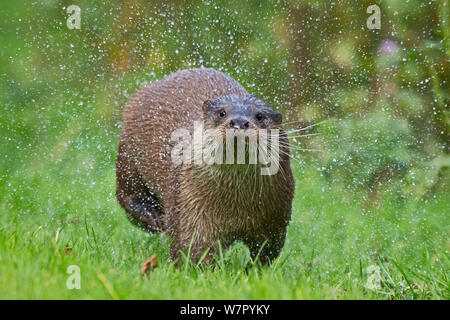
[116,68,294,265]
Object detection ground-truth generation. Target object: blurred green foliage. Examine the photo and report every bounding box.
[321,112,413,191]
[1,0,448,203]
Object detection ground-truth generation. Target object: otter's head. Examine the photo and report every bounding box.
[202,94,283,132]
[199,95,288,173]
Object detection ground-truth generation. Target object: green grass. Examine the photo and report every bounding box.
[0,87,448,300]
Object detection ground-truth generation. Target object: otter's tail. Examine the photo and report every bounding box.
[116,142,165,233]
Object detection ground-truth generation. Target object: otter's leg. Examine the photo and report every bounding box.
[116,142,164,232]
[245,227,287,266]
[170,228,231,266]
[170,235,214,265]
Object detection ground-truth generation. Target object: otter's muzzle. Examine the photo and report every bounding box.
[228,117,250,129]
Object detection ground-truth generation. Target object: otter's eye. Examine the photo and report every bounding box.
[255,113,263,121]
[219,110,226,118]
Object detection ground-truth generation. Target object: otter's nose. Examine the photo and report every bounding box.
[229,118,250,129]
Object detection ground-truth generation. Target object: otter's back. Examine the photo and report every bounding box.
[120,68,248,203]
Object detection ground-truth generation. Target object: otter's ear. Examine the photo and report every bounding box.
[202,100,214,113]
[274,112,282,124]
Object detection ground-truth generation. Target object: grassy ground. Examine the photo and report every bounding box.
[0,86,448,300]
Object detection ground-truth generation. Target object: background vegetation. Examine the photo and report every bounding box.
[0,0,448,299]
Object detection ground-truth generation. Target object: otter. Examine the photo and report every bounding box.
[116,68,294,265]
